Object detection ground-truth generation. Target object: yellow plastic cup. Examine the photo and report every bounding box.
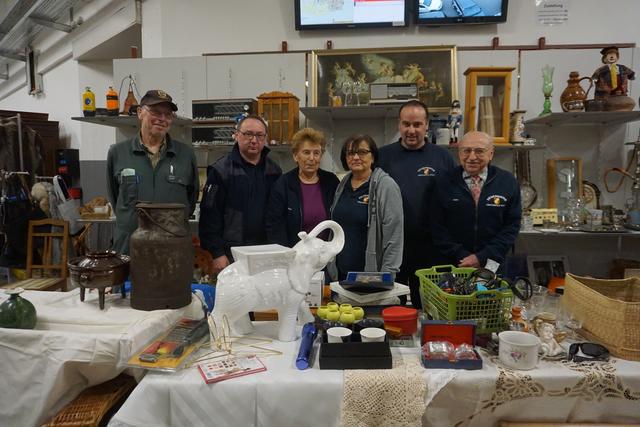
[326,308,341,321]
[339,312,355,324]
[317,306,329,319]
[352,307,365,321]
[339,303,352,313]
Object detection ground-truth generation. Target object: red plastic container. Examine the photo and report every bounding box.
[68,187,83,200]
[382,306,418,335]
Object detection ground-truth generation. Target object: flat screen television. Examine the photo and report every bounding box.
[295,0,410,30]
[416,0,508,25]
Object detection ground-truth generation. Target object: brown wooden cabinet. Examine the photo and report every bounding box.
[0,110,59,178]
[257,91,299,145]
[463,67,515,145]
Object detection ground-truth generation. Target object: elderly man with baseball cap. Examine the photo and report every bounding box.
[107,89,199,254]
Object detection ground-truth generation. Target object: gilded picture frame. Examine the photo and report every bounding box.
[310,46,458,111]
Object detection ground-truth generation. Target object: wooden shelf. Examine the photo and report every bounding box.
[72,115,192,128]
[524,111,640,127]
[520,229,640,237]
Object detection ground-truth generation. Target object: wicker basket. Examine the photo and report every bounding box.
[42,374,136,427]
[563,273,640,361]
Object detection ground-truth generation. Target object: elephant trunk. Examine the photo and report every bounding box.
[309,220,345,255]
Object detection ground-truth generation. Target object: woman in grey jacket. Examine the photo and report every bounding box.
[330,134,404,281]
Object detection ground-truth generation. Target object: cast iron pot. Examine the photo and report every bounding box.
[68,251,130,309]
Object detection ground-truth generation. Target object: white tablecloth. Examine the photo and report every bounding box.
[0,288,203,427]
[109,321,640,427]
[109,322,454,427]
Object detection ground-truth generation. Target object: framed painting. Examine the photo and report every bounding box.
[310,46,458,111]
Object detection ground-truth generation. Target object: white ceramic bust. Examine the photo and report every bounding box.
[535,321,564,357]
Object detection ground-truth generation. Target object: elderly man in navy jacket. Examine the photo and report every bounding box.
[431,131,521,269]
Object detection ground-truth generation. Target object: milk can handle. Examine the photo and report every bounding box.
[137,207,188,238]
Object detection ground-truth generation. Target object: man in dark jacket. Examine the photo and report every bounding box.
[199,115,282,273]
[107,90,198,255]
[378,100,455,308]
[431,131,521,269]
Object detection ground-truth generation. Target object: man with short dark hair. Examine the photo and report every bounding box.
[199,115,282,272]
[107,89,199,254]
[431,131,521,269]
[377,100,455,308]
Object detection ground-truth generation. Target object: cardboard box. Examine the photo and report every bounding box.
[305,271,324,308]
[319,333,392,370]
[420,320,483,370]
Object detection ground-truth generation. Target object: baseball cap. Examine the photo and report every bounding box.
[140,89,178,111]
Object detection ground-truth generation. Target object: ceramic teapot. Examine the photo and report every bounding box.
[560,71,593,112]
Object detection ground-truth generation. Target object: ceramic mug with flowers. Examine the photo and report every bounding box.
[498,331,541,370]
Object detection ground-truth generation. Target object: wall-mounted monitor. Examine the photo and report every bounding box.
[295,0,410,30]
[416,0,508,25]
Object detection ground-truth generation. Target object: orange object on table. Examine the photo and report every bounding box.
[547,276,565,294]
[382,306,418,335]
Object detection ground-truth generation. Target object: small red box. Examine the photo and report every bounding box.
[382,306,418,335]
[420,320,482,370]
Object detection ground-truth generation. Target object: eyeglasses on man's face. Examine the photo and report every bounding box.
[143,106,175,120]
[346,149,372,158]
[459,147,491,157]
[237,130,267,141]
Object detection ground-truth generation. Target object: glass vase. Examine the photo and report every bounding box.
[540,65,554,116]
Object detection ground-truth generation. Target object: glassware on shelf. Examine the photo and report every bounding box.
[540,65,554,116]
[565,196,585,230]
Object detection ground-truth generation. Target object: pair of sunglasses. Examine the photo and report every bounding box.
[567,342,610,362]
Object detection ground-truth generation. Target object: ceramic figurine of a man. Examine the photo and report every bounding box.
[447,100,463,145]
[592,46,636,99]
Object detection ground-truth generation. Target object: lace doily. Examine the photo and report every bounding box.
[341,354,426,427]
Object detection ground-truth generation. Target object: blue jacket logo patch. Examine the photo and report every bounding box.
[486,194,507,207]
[417,166,436,177]
[357,195,369,205]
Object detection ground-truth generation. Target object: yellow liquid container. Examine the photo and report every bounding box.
[106,86,119,116]
[82,87,96,117]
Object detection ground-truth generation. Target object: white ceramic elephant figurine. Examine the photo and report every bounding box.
[211,220,345,342]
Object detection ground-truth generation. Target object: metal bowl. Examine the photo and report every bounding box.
[68,251,130,290]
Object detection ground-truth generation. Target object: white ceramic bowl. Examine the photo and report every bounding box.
[360,327,386,343]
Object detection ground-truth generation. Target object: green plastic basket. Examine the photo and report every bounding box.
[416,265,513,334]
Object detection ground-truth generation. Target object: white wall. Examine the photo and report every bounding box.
[143,0,640,57]
[0,59,80,149]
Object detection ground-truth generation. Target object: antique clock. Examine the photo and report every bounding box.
[257,91,300,145]
[513,150,538,209]
[463,67,515,145]
[581,180,601,209]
